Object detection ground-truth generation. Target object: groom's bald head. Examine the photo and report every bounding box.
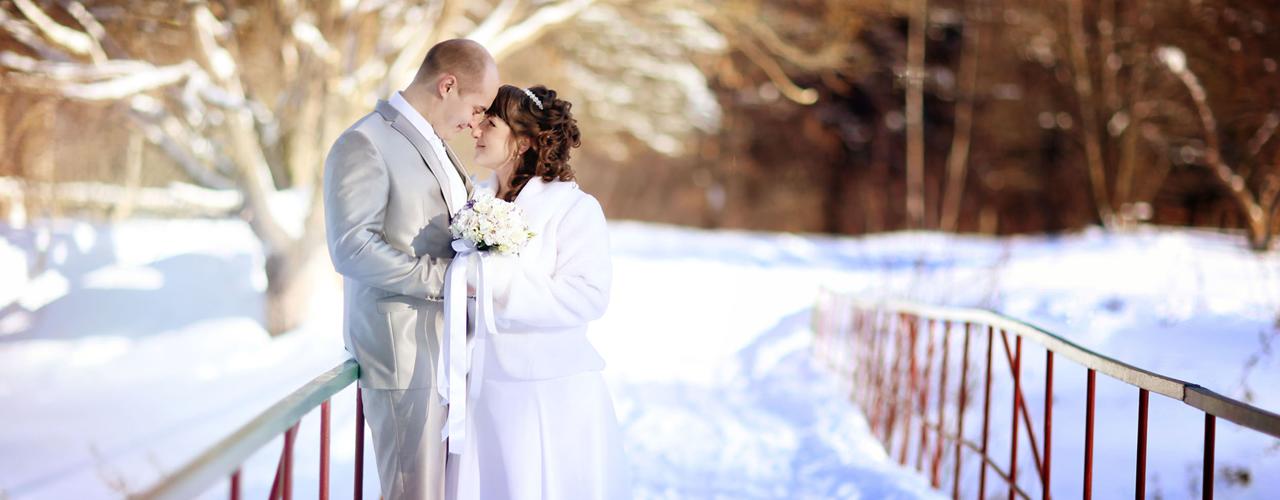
[405,39,499,138]
[412,39,497,94]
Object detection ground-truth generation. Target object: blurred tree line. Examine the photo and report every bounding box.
[577,0,1280,251]
[1,0,1278,332]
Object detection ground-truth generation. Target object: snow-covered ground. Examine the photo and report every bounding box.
[1,217,1277,499]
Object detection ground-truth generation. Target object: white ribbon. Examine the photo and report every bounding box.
[438,239,498,455]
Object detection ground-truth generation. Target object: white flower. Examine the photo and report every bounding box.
[450,195,535,255]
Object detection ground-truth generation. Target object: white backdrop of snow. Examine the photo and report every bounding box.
[0,218,1277,499]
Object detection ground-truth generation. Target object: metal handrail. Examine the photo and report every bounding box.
[813,290,1280,500]
[846,297,1280,438]
[130,358,361,500]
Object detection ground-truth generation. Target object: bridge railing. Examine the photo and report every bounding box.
[812,289,1280,500]
[129,358,366,500]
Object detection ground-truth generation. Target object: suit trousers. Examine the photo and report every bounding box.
[362,386,448,500]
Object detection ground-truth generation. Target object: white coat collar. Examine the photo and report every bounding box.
[475,172,574,204]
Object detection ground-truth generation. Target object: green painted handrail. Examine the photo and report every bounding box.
[130,358,360,500]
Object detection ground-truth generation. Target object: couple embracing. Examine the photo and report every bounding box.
[322,39,630,500]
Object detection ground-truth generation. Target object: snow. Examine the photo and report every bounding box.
[1,218,1277,499]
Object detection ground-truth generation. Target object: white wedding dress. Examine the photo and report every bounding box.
[446,176,631,500]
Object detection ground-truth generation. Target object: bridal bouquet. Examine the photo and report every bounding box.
[442,193,532,453]
[450,194,535,255]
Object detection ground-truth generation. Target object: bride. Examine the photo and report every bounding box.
[445,84,631,499]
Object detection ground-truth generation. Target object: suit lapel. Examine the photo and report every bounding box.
[375,100,459,216]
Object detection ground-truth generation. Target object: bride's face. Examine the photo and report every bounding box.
[471,114,524,170]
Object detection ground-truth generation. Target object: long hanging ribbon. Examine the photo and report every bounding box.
[438,239,498,455]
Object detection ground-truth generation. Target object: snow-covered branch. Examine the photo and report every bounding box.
[466,0,520,47]
[0,53,199,101]
[0,9,68,61]
[12,0,105,62]
[478,0,598,60]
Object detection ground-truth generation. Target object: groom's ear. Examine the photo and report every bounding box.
[436,74,458,98]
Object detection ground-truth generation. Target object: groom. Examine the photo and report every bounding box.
[323,39,498,499]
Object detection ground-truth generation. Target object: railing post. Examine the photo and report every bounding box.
[875,310,891,433]
[1203,414,1215,500]
[1009,334,1021,500]
[885,314,906,445]
[284,423,297,500]
[355,387,365,500]
[979,325,995,499]
[1135,388,1148,500]
[1044,351,1053,500]
[917,319,936,473]
[866,310,884,433]
[845,309,858,391]
[931,320,952,488]
[900,315,919,466]
[867,311,881,434]
[229,468,240,500]
[320,399,331,500]
[1084,368,1097,500]
[952,322,972,500]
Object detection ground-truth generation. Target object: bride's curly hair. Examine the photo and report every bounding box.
[485,84,581,202]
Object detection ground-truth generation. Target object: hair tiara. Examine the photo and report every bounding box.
[521,87,544,110]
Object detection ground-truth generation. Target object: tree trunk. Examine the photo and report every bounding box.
[940,0,981,233]
[1066,0,1117,229]
[905,0,928,230]
[264,244,326,336]
[111,131,144,221]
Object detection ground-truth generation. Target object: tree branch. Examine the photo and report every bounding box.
[188,3,291,251]
[700,13,818,105]
[719,8,851,72]
[1,50,154,80]
[190,4,237,84]
[12,0,105,62]
[127,95,237,190]
[0,55,199,100]
[63,1,115,58]
[466,0,520,47]
[1245,111,1280,163]
[477,0,597,61]
[1159,45,1270,246]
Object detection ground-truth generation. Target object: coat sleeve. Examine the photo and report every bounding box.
[487,193,612,331]
[323,129,448,299]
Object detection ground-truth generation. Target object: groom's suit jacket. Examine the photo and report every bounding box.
[323,100,473,390]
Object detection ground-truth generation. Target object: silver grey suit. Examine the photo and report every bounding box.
[323,100,472,499]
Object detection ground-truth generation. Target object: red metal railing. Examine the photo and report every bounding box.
[813,290,1280,499]
[130,359,364,500]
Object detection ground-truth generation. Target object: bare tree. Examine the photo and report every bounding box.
[0,0,609,334]
[1,0,863,333]
[1157,47,1280,250]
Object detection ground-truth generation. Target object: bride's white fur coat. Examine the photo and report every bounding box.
[448,175,630,500]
